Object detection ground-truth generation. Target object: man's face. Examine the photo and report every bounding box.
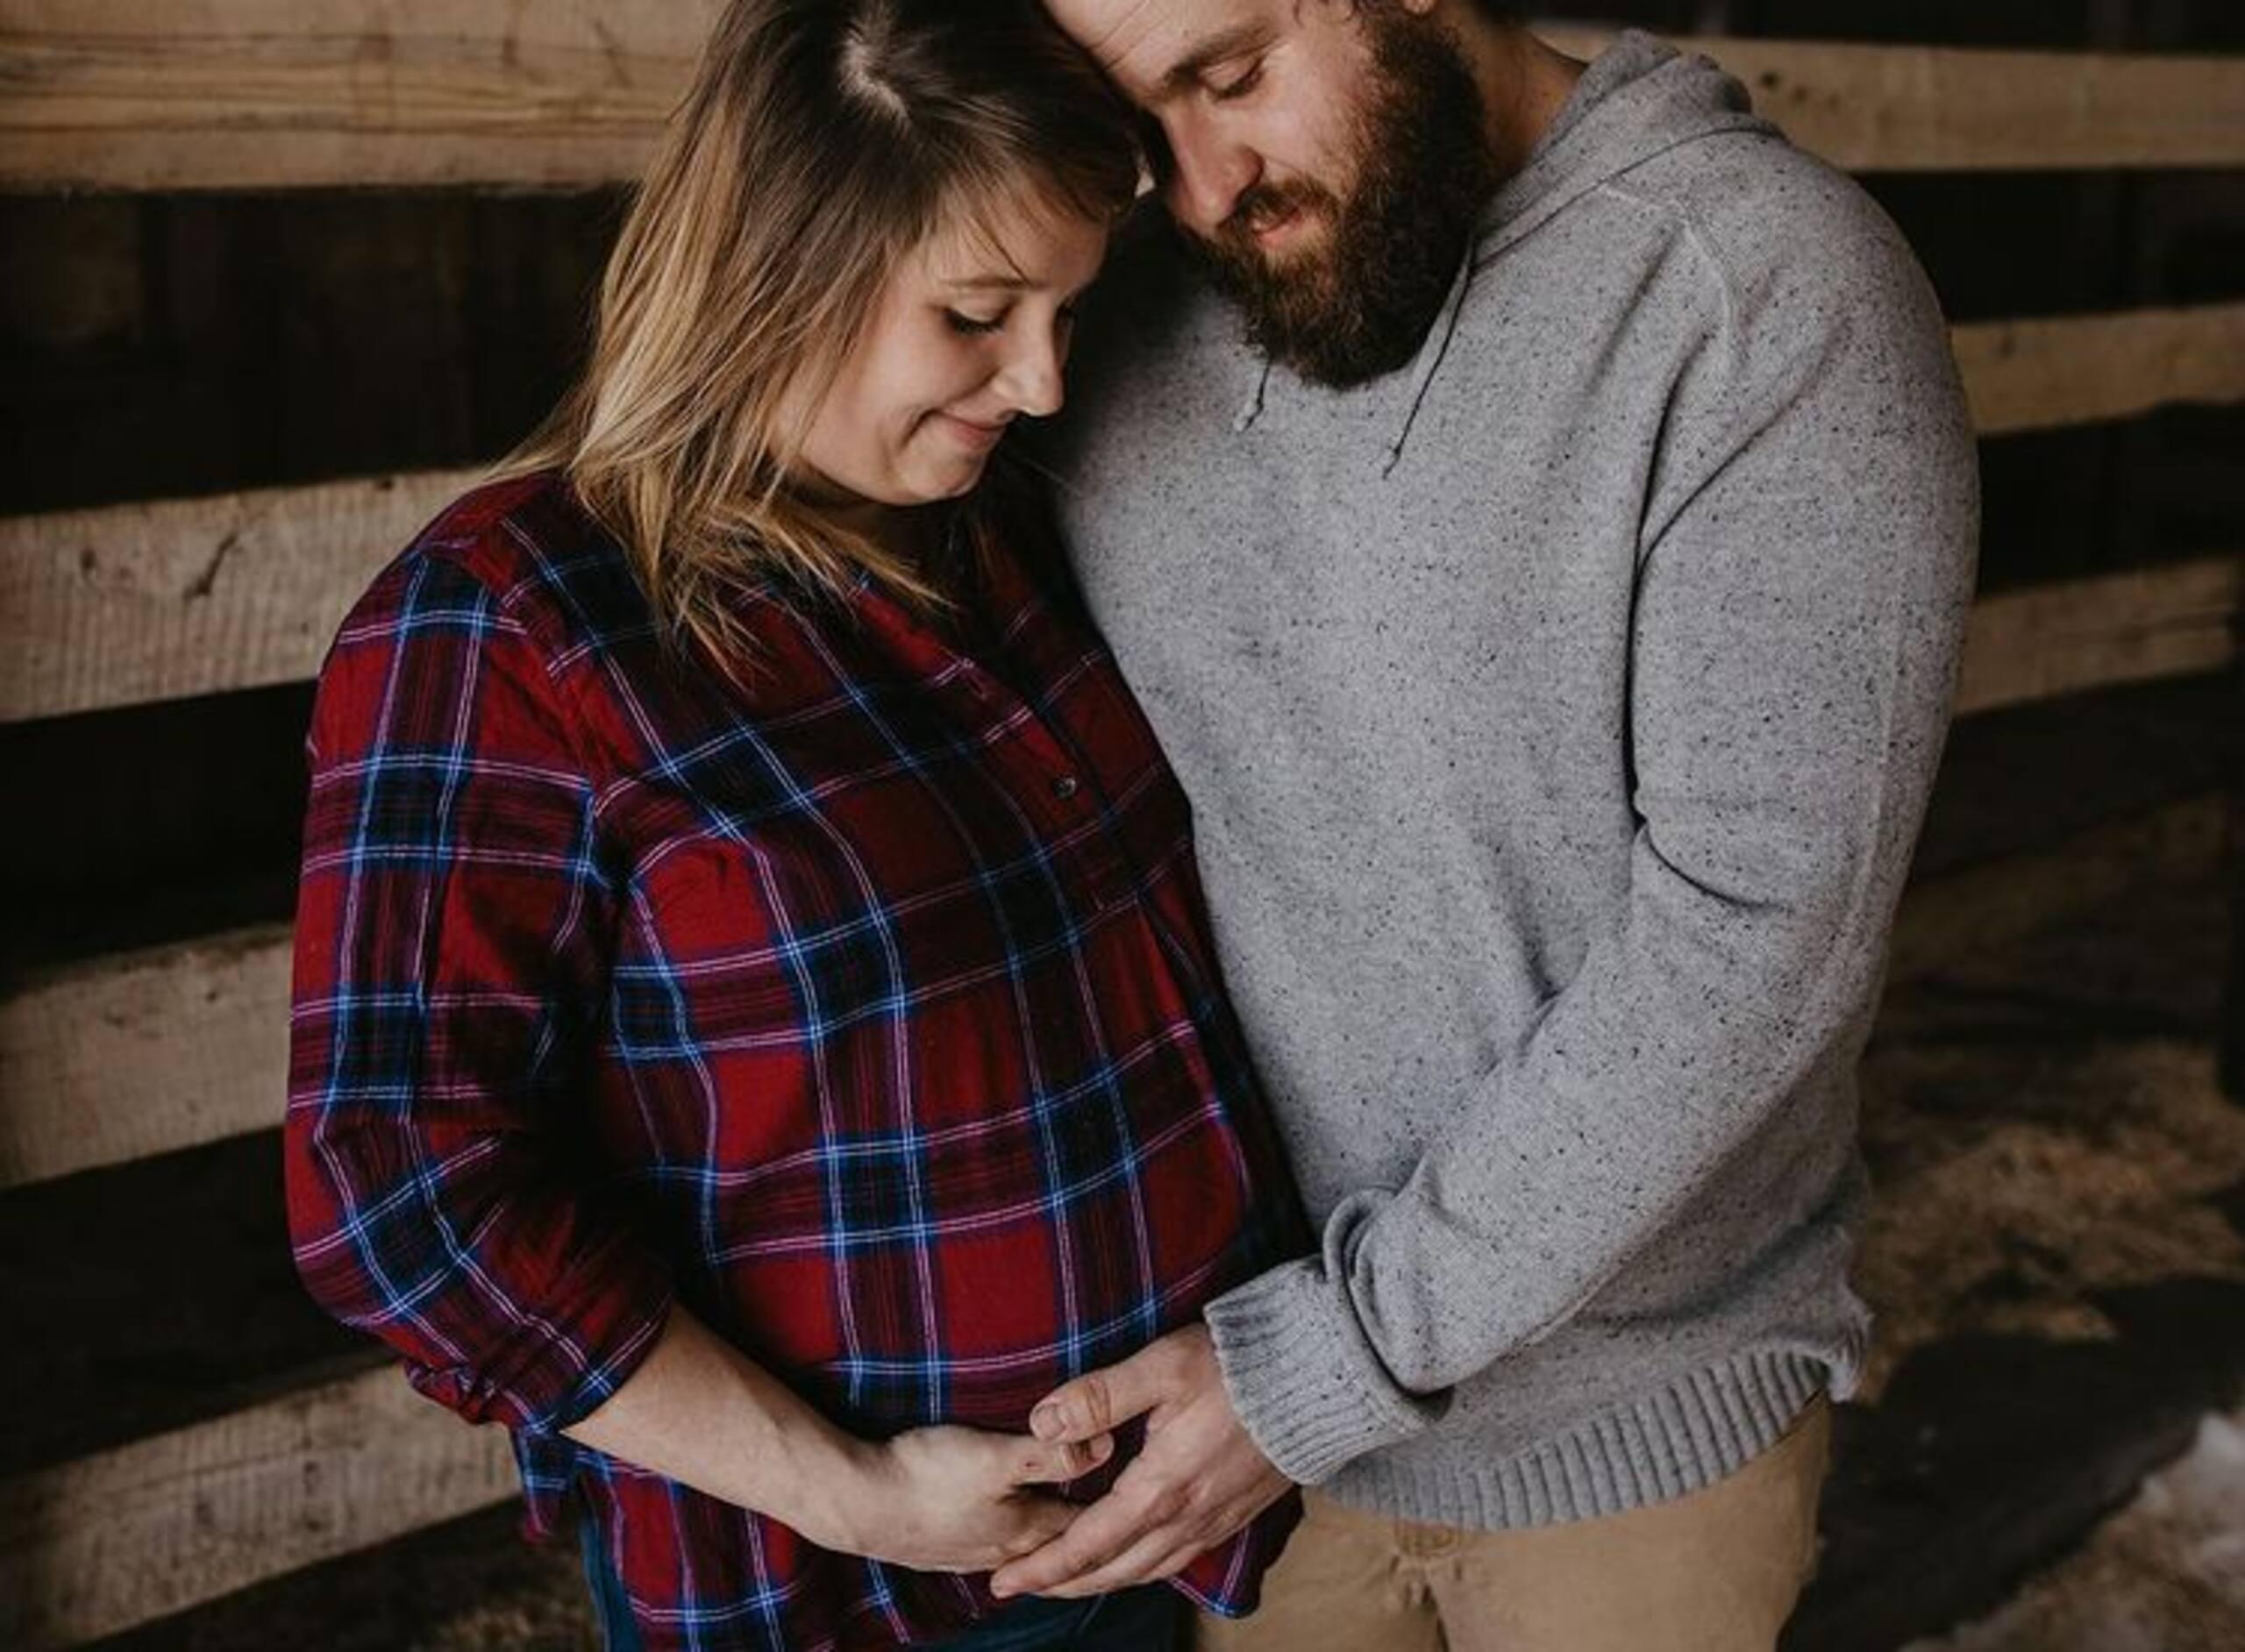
[1045,0,1497,387]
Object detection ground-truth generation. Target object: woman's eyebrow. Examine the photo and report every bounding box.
[942,274,1037,291]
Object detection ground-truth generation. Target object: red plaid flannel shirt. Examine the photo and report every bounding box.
[284,473,1304,1649]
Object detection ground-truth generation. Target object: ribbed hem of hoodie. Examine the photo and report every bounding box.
[1202,1257,1445,1485]
[1322,1343,1844,1530]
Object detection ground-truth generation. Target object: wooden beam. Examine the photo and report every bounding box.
[1536,28,2245,174]
[0,923,292,1188]
[0,1362,516,1649]
[1954,303,2245,438]
[1955,556,2243,717]
[0,468,476,723]
[2,6,2239,189]
[0,0,721,192]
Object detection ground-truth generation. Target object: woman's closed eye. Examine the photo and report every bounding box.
[945,309,1008,337]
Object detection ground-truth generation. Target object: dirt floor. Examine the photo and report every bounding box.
[87,791,2245,1651]
[1905,1406,2245,1652]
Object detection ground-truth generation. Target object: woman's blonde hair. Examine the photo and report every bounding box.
[508,0,1140,669]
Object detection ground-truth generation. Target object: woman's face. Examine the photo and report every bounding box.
[791,192,1110,516]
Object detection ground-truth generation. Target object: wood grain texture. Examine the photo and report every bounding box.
[0,0,721,191]
[2,6,2238,189]
[0,1362,515,1649]
[0,922,292,1187]
[1956,556,2243,716]
[1953,303,2245,438]
[1536,27,2245,173]
[0,468,478,722]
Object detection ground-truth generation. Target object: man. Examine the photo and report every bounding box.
[988,3,1978,1648]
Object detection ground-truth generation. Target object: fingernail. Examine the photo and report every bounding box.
[1030,1404,1063,1440]
[1090,1435,1114,1460]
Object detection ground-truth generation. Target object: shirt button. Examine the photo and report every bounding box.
[1051,775,1080,801]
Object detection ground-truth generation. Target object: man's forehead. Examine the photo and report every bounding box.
[1044,0,1267,97]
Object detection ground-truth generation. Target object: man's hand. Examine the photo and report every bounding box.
[987,1324,1293,1599]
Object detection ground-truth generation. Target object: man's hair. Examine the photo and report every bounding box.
[507,0,1140,669]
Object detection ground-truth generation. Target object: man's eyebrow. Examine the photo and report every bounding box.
[1157,22,1271,99]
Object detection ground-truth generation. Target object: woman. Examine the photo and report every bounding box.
[281,1,1302,1648]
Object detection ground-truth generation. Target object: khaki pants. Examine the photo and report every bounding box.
[1198,1394,1830,1652]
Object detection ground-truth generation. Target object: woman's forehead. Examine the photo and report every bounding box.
[917,189,1110,289]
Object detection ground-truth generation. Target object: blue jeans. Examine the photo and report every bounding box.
[577,1520,1183,1651]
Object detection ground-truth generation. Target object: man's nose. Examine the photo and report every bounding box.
[1162,112,1259,237]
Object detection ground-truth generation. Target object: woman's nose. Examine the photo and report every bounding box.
[995,335,1065,417]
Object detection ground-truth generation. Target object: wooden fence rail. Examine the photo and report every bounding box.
[1953,303,2245,438]
[0,923,292,1187]
[0,470,479,723]
[0,1362,517,1650]
[1955,556,2244,716]
[4,7,2242,189]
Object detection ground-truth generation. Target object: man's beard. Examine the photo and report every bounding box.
[1185,12,1499,389]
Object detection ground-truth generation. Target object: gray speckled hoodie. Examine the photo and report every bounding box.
[1045,32,1979,1527]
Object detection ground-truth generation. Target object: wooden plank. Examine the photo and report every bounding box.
[1536,28,2245,174]
[0,923,292,1188]
[0,1362,516,1649]
[0,0,722,192]
[1955,556,2243,717]
[0,468,476,723]
[2,5,2239,189]
[1954,303,2245,438]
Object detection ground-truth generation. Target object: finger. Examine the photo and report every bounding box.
[987,1473,1183,1598]
[1028,1340,1180,1443]
[1016,1515,1200,1599]
[1007,1430,1115,1486]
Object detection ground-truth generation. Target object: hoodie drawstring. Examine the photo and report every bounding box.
[1383,251,1478,477]
[1226,242,1476,472]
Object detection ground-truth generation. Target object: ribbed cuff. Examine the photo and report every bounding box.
[1204,1256,1444,1485]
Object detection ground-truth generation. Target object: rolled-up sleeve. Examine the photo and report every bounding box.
[284,548,672,1435]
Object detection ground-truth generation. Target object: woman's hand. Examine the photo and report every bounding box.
[816,1423,1115,1573]
[560,1308,1111,1572]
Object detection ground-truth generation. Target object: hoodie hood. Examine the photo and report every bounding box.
[1478,30,1774,259]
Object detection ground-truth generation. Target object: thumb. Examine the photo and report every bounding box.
[1027,1344,1172,1444]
